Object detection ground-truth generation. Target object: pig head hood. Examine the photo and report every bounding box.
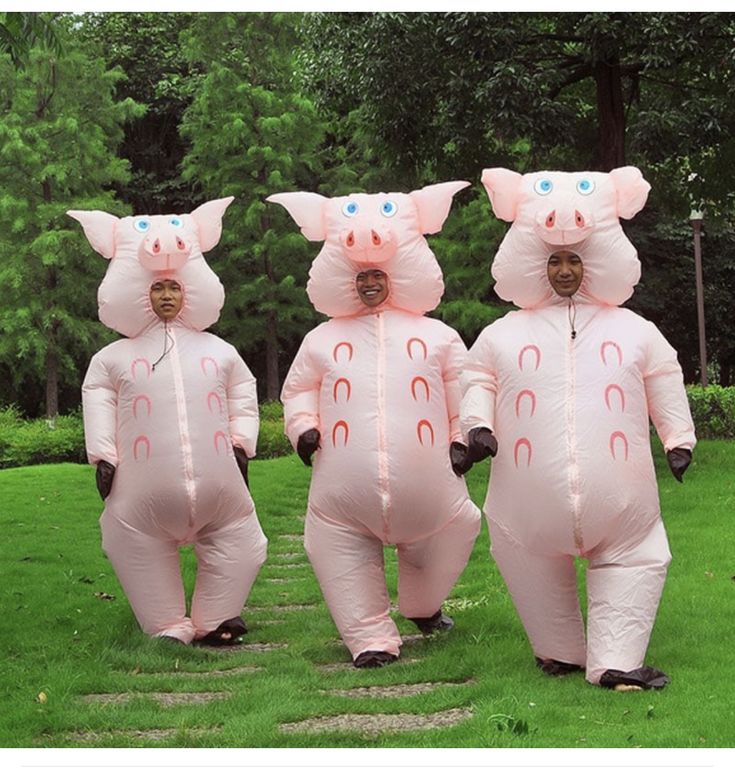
[481,167,650,309]
[68,198,232,337]
[267,182,469,317]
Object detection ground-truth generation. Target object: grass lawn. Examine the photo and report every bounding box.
[0,440,733,748]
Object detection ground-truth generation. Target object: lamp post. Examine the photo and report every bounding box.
[690,209,708,387]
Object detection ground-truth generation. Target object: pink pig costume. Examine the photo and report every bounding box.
[269,183,481,662]
[72,199,267,644]
[461,167,696,685]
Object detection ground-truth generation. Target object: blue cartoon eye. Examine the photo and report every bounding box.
[380,200,398,218]
[533,179,554,196]
[342,201,359,217]
[576,178,595,195]
[133,218,151,232]
[168,216,183,227]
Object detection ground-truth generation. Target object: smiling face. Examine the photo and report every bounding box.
[149,278,183,320]
[355,268,390,307]
[547,250,584,297]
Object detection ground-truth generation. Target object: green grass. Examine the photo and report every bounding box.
[0,441,733,748]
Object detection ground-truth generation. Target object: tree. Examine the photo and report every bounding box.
[0,11,61,68]
[180,13,328,400]
[0,25,141,418]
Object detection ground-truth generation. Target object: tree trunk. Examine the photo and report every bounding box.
[45,332,59,421]
[593,52,626,171]
[265,310,279,400]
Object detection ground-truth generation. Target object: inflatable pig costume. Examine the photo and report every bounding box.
[73,199,267,644]
[270,183,481,666]
[461,167,696,688]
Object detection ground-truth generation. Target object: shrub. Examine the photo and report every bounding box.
[686,385,735,439]
[0,408,86,468]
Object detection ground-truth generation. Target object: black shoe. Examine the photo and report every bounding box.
[195,616,247,647]
[408,609,454,635]
[535,657,584,677]
[599,666,670,690]
[353,650,398,669]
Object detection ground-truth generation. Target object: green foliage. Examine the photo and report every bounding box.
[0,408,85,468]
[686,385,735,439]
[0,11,62,68]
[258,417,292,460]
[0,21,141,417]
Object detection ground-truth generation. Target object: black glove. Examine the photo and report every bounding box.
[95,460,116,500]
[450,441,473,476]
[233,445,250,488]
[468,427,498,462]
[297,428,321,467]
[666,447,692,483]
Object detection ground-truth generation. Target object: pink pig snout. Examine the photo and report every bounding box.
[339,225,397,264]
[535,208,594,246]
[139,228,191,272]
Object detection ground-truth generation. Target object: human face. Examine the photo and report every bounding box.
[149,278,183,320]
[356,269,390,307]
[547,251,583,297]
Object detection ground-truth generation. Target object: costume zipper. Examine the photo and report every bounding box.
[376,312,391,540]
[566,317,584,553]
[167,327,197,529]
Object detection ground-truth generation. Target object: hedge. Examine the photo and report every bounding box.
[1,388,732,469]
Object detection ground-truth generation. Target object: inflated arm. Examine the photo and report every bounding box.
[443,332,469,443]
[460,329,499,438]
[227,351,259,458]
[81,355,119,466]
[643,325,696,452]
[281,335,321,450]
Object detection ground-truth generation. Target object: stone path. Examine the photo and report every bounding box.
[280,707,473,735]
[82,691,229,707]
[322,679,473,699]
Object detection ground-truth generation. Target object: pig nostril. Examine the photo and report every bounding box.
[545,211,556,228]
[176,237,185,250]
[575,210,585,227]
[152,239,161,254]
[346,232,355,248]
[371,230,381,246]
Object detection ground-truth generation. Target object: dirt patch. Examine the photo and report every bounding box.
[248,603,317,612]
[278,534,302,542]
[316,658,419,672]
[279,707,473,735]
[133,665,262,677]
[264,577,291,584]
[271,563,306,569]
[322,680,473,698]
[82,691,229,707]
[275,552,304,560]
[63,727,214,743]
[195,641,288,653]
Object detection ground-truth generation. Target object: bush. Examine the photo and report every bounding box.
[686,385,735,439]
[0,404,292,468]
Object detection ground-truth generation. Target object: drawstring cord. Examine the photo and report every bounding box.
[568,296,577,340]
[152,320,175,372]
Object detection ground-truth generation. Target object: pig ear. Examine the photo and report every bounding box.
[609,166,651,220]
[266,192,328,241]
[408,181,470,235]
[190,196,235,252]
[480,168,524,222]
[67,210,118,259]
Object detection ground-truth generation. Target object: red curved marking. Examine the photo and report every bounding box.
[416,419,435,447]
[604,384,626,413]
[513,437,532,468]
[600,340,623,367]
[411,376,430,402]
[207,391,224,414]
[332,341,353,363]
[609,431,629,461]
[133,434,151,461]
[333,378,351,403]
[130,358,151,380]
[213,430,229,455]
[132,395,152,420]
[514,389,537,419]
[406,337,428,360]
[332,420,349,447]
[518,344,541,372]
[200,356,220,378]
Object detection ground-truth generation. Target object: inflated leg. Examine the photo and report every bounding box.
[304,510,401,659]
[490,525,587,668]
[101,513,195,643]
[396,499,480,619]
[191,515,268,638]
[585,519,671,684]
